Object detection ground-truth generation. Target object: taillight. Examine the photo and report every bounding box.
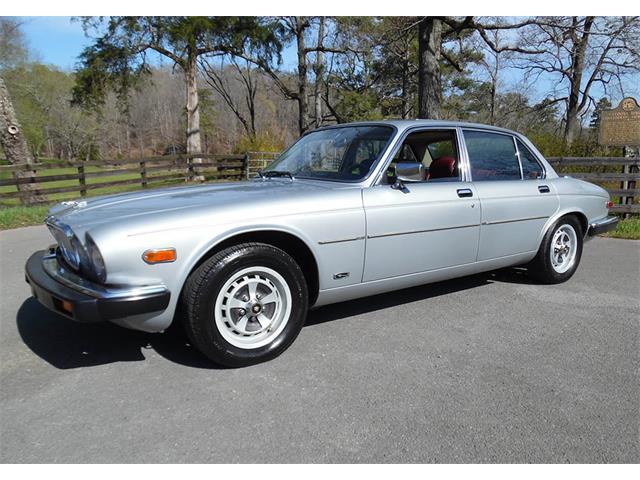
[606,200,614,209]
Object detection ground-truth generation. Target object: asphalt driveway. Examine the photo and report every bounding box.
[0,225,638,463]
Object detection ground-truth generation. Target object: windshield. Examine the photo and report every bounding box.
[264,125,394,182]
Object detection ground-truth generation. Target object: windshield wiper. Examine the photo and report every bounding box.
[259,170,295,180]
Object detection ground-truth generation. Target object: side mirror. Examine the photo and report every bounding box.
[395,162,425,182]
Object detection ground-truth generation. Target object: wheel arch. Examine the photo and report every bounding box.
[184,228,320,306]
[540,209,589,246]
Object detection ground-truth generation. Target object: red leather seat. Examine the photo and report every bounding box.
[428,156,457,179]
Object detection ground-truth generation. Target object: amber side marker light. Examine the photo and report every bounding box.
[61,300,73,314]
[143,248,177,264]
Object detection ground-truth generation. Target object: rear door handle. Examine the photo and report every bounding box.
[457,188,473,198]
[538,185,550,193]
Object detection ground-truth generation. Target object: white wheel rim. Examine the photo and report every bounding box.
[550,224,578,274]
[214,266,292,349]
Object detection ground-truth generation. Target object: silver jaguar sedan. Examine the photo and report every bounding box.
[25,120,618,366]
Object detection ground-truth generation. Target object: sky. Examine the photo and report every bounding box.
[19,16,89,70]
[18,16,300,71]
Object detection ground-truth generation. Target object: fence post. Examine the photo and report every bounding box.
[77,164,86,197]
[244,152,250,180]
[187,154,194,182]
[140,160,147,188]
[621,147,638,219]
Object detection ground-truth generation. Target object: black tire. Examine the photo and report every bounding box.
[180,243,308,367]
[528,215,583,284]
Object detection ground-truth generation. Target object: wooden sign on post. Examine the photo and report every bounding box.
[598,97,640,217]
[598,97,640,147]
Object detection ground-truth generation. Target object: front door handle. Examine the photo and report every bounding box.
[457,188,473,198]
[538,185,550,193]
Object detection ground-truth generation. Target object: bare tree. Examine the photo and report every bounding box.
[0,17,29,70]
[201,57,259,139]
[237,16,350,134]
[516,16,640,143]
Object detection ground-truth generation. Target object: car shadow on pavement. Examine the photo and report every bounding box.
[16,268,531,370]
[16,298,217,370]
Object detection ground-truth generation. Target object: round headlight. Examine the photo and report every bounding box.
[64,234,82,270]
[85,234,106,283]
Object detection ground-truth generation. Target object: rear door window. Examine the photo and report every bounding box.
[463,130,521,181]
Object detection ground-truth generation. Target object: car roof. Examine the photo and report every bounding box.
[318,119,523,137]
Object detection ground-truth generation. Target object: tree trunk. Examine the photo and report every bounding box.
[295,17,309,135]
[401,47,409,119]
[313,17,325,129]
[417,17,442,120]
[185,51,204,181]
[0,76,45,205]
[490,49,499,125]
[185,55,202,156]
[564,16,594,145]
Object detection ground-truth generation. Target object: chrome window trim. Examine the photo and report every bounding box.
[513,136,547,180]
[459,128,526,182]
[371,126,471,186]
[513,135,524,180]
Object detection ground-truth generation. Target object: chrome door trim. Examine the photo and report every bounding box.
[367,223,479,239]
[481,215,549,226]
[317,236,365,245]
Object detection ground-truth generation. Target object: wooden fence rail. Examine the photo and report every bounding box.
[0,153,249,205]
[1,154,638,215]
[547,156,639,214]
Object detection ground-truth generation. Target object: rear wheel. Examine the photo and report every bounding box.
[529,216,583,284]
[181,243,308,367]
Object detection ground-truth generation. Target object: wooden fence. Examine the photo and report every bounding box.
[0,153,249,206]
[546,156,639,214]
[1,154,638,215]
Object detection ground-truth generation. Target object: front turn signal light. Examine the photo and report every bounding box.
[143,248,177,264]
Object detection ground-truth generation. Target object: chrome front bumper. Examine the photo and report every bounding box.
[25,250,170,322]
[587,216,619,237]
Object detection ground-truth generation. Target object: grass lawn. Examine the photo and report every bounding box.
[0,205,50,230]
[602,217,640,240]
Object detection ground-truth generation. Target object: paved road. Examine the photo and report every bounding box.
[0,225,638,463]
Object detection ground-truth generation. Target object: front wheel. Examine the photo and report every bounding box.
[180,243,308,367]
[529,216,583,284]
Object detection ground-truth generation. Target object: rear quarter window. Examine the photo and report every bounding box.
[516,139,544,179]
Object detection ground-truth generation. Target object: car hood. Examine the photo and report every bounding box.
[48,179,351,233]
